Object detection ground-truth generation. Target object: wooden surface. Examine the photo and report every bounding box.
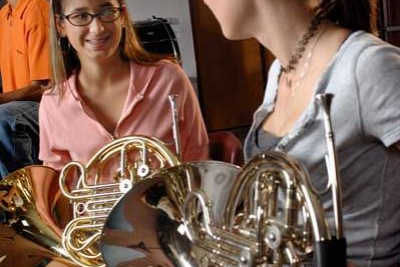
[386,0,400,25]
[381,0,400,46]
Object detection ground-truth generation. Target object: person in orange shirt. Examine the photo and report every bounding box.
[0,0,51,179]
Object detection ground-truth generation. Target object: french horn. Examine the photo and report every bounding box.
[0,135,180,267]
[100,94,347,267]
[59,135,180,266]
[0,165,72,266]
[0,94,184,266]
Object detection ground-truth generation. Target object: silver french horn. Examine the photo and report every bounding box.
[100,93,347,267]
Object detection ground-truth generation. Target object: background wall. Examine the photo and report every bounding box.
[126,0,198,81]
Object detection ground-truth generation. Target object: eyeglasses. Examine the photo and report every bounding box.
[61,7,123,27]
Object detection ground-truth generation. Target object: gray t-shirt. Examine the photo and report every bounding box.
[244,31,400,267]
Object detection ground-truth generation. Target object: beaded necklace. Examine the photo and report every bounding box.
[286,24,327,96]
[279,15,324,94]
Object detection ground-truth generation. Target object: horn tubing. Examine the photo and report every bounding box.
[316,93,344,239]
[168,94,182,160]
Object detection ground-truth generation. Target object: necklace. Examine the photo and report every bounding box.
[284,24,327,96]
[280,15,323,90]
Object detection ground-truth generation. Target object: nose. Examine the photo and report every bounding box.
[88,17,105,33]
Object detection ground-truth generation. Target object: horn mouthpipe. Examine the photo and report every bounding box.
[168,94,182,160]
[316,93,344,239]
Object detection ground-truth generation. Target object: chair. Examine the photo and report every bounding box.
[208,131,244,166]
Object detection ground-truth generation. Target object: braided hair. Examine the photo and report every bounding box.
[314,0,378,34]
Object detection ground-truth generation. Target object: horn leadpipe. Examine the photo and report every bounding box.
[316,93,344,239]
[168,94,182,160]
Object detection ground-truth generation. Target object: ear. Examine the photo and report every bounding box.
[55,15,66,37]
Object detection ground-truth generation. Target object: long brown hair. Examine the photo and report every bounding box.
[315,0,378,34]
[49,0,173,91]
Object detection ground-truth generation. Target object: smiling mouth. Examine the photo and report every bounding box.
[86,36,110,49]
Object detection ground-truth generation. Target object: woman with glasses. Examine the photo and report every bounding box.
[39,1,208,266]
[39,0,208,170]
[202,0,400,266]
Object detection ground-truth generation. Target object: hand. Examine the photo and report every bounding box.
[0,79,51,104]
[0,94,8,105]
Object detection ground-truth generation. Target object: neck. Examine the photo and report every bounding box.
[252,1,315,67]
[78,56,130,92]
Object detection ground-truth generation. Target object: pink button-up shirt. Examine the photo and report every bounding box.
[39,61,209,171]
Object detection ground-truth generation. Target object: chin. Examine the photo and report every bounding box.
[222,28,247,41]
[88,47,120,61]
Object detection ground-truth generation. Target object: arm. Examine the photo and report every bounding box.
[39,94,72,170]
[0,80,51,104]
[0,11,52,104]
[173,68,209,161]
[2,3,53,105]
[357,44,400,149]
[180,95,209,161]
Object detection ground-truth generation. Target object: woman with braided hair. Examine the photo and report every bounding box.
[203,0,400,266]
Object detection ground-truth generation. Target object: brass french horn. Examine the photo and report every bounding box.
[0,166,72,266]
[0,135,180,267]
[59,135,180,266]
[0,95,183,267]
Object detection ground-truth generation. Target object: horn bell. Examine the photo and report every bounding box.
[0,165,72,265]
[100,161,241,267]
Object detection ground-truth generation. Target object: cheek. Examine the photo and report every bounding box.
[65,28,78,41]
[64,28,83,49]
[110,25,123,45]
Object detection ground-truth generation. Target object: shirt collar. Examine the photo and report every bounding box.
[5,0,31,20]
[66,61,137,101]
[1,3,12,21]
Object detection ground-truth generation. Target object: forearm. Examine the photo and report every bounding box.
[0,80,50,104]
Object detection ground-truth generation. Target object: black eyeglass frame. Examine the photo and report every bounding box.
[60,7,123,27]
